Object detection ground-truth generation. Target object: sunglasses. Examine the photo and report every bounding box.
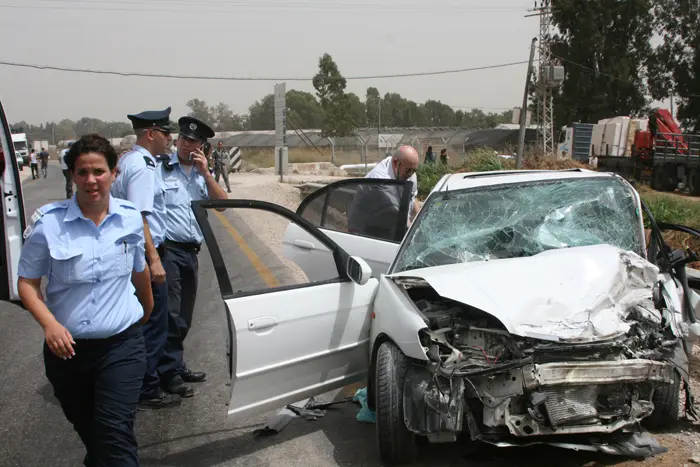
[150,127,171,137]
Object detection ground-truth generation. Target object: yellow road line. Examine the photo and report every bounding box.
[213,210,281,288]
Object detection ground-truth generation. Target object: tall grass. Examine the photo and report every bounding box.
[639,190,700,229]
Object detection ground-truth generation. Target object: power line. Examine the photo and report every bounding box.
[0,60,529,81]
[38,0,526,8]
[0,1,526,14]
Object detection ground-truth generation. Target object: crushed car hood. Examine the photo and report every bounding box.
[390,244,660,342]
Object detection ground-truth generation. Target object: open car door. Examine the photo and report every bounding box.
[192,199,377,421]
[283,179,413,282]
[0,100,26,303]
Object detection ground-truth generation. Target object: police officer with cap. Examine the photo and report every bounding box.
[158,116,228,397]
[111,107,181,409]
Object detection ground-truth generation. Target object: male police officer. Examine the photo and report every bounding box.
[111,107,180,409]
[158,116,228,397]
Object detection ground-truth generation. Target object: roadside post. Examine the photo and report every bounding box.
[274,82,288,181]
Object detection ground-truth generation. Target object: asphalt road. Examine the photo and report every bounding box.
[0,164,678,467]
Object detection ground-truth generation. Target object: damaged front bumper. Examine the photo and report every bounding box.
[403,358,675,442]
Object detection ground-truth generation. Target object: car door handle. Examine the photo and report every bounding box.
[293,239,315,250]
[248,317,279,331]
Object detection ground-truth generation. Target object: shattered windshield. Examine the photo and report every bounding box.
[393,177,643,273]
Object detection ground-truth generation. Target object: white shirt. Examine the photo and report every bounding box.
[59,149,69,170]
[30,153,38,164]
[365,156,418,210]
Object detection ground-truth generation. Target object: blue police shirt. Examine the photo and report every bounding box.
[111,145,167,247]
[161,152,209,244]
[18,196,147,339]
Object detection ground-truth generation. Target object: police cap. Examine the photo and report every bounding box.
[127,107,173,131]
[178,116,215,142]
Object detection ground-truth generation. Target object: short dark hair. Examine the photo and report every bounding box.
[66,133,118,172]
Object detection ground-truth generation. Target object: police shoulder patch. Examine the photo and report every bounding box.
[143,156,156,169]
[22,202,67,239]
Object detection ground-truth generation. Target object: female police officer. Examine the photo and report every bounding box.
[17,133,154,467]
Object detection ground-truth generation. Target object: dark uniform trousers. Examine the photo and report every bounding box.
[140,244,168,398]
[158,241,200,384]
[44,323,146,467]
[63,169,74,199]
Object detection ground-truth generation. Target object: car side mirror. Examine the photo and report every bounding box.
[347,256,371,286]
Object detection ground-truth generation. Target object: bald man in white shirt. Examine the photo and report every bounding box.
[364,145,422,219]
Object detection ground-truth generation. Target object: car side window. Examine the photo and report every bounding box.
[297,180,412,243]
[193,203,350,298]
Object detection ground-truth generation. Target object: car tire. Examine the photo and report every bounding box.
[688,169,700,196]
[375,341,417,464]
[643,369,681,429]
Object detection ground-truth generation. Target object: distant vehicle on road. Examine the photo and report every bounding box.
[10,130,28,170]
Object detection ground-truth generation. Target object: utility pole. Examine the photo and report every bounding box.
[377,97,381,160]
[527,0,556,156]
[517,38,538,169]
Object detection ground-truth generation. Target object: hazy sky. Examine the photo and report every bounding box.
[0,0,539,124]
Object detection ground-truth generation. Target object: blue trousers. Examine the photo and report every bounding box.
[140,278,168,398]
[44,323,146,467]
[158,245,199,384]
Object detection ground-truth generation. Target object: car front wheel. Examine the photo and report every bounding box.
[375,340,417,464]
[644,369,681,429]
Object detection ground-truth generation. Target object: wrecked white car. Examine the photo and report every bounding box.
[191,169,700,464]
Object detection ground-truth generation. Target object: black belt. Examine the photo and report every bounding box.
[156,244,166,258]
[164,240,201,254]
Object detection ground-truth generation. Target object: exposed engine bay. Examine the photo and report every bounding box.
[392,276,694,454]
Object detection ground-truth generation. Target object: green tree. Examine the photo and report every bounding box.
[422,100,456,126]
[312,53,355,137]
[550,0,653,126]
[248,91,325,130]
[365,87,380,128]
[286,90,324,129]
[248,94,275,130]
[648,0,700,131]
[102,122,133,138]
[212,102,247,131]
[347,93,366,128]
[75,118,106,137]
[186,98,215,124]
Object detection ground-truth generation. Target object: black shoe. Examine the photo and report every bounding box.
[138,391,182,410]
[165,378,194,398]
[181,368,206,383]
[227,188,232,193]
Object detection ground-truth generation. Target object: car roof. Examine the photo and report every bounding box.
[432,169,616,193]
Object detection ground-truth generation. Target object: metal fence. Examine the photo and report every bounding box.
[216,127,538,167]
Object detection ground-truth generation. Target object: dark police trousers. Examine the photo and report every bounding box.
[159,242,199,384]
[141,246,168,399]
[62,169,74,199]
[44,323,146,467]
